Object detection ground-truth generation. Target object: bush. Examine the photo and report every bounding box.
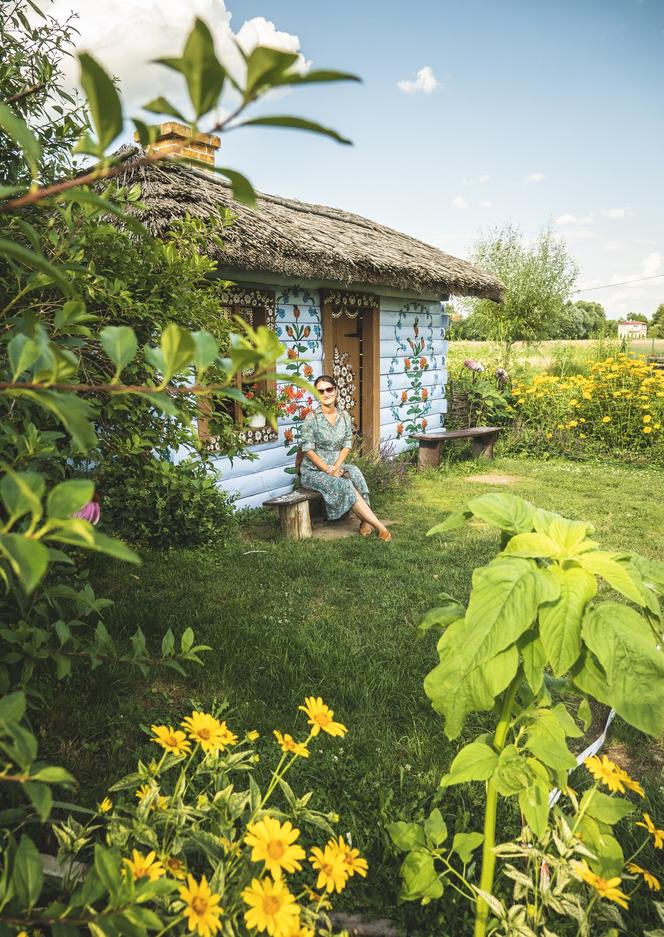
[96,457,237,547]
[507,354,664,463]
[351,437,412,495]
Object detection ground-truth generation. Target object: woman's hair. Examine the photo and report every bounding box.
[313,374,337,389]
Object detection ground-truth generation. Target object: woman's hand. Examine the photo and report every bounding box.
[326,465,344,477]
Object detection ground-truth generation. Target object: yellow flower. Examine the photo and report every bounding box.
[585,755,631,794]
[545,432,553,439]
[245,817,306,877]
[298,697,347,738]
[636,813,664,848]
[627,863,661,891]
[309,845,349,893]
[151,724,192,756]
[287,925,314,937]
[572,861,629,909]
[601,416,611,423]
[655,423,662,430]
[247,730,260,741]
[569,420,578,428]
[643,426,653,434]
[579,433,586,439]
[165,856,187,880]
[273,730,309,758]
[179,874,223,937]
[181,712,237,754]
[98,797,112,814]
[124,849,165,882]
[643,414,653,423]
[328,836,369,878]
[136,783,169,811]
[242,877,300,936]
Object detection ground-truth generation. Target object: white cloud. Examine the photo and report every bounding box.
[523,172,544,184]
[555,213,593,226]
[451,195,467,209]
[598,208,628,219]
[49,1,307,122]
[479,200,493,208]
[397,65,440,94]
[642,252,662,277]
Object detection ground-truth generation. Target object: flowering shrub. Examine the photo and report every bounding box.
[2,695,366,937]
[509,354,664,461]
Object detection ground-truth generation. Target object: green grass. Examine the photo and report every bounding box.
[42,457,664,934]
[448,337,664,374]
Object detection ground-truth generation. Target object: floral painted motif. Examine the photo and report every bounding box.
[387,302,445,439]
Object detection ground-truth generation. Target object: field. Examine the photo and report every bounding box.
[447,337,664,374]
[43,456,664,934]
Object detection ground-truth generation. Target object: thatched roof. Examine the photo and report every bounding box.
[114,146,504,301]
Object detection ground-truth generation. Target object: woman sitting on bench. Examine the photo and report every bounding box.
[300,375,392,541]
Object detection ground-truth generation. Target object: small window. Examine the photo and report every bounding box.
[198,287,278,446]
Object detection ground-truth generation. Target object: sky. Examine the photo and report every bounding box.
[50,0,664,319]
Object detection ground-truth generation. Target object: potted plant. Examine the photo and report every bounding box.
[243,384,277,428]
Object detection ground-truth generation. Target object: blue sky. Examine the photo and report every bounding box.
[54,0,664,318]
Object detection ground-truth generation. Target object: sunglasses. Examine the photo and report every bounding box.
[317,386,336,394]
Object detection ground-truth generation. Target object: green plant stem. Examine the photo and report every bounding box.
[473,674,521,937]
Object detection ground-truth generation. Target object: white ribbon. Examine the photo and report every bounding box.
[548,708,616,807]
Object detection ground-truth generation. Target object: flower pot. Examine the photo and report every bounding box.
[247,413,266,429]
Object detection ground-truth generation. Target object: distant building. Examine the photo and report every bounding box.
[618,320,648,339]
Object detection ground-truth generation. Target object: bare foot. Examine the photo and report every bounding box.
[378,528,392,542]
[359,522,373,537]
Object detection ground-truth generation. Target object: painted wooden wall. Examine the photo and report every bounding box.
[205,284,449,510]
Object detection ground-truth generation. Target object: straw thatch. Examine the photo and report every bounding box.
[114,147,504,301]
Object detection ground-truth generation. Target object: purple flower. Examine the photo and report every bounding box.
[463,358,485,373]
[73,500,101,525]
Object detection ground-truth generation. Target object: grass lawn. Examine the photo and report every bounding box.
[45,457,664,933]
[447,337,664,373]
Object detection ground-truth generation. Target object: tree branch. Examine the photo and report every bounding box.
[4,82,48,105]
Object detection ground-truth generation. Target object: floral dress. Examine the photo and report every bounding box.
[299,409,370,520]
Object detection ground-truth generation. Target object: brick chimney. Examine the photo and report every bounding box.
[136,121,220,168]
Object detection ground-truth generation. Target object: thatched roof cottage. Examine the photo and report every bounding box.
[115,124,503,509]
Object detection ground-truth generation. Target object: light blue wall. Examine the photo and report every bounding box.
[208,284,449,509]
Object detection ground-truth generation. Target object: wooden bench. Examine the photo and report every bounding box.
[411,426,501,470]
[647,355,664,371]
[264,488,324,539]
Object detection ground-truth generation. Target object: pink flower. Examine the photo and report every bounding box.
[463,358,485,373]
[73,500,101,525]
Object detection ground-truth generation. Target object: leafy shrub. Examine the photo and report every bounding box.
[96,456,237,548]
[352,437,412,494]
[507,354,664,462]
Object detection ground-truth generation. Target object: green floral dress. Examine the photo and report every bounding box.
[300,409,370,520]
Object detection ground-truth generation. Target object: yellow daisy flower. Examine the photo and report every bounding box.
[165,856,187,880]
[124,849,165,882]
[601,415,611,423]
[572,861,629,909]
[298,697,347,738]
[636,813,664,849]
[643,426,653,434]
[328,836,369,878]
[274,730,309,758]
[309,845,349,893]
[181,712,236,754]
[627,863,661,891]
[247,730,260,741]
[150,724,191,756]
[245,817,306,877]
[98,797,112,814]
[179,874,223,937]
[242,877,300,936]
[643,414,653,423]
[585,755,638,795]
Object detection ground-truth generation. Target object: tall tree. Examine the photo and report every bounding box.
[464,223,578,361]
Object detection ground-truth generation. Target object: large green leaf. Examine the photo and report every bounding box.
[244,47,300,99]
[179,19,225,118]
[0,238,74,296]
[525,710,576,770]
[0,534,49,594]
[214,167,257,206]
[78,53,123,152]
[0,470,45,523]
[578,550,647,606]
[533,509,595,555]
[47,525,140,565]
[582,602,664,735]
[440,740,498,787]
[236,115,352,145]
[47,480,94,518]
[100,326,138,376]
[386,822,426,852]
[269,68,361,88]
[400,850,443,902]
[191,330,219,374]
[424,618,519,738]
[493,744,533,796]
[578,815,624,877]
[452,831,484,864]
[14,835,43,909]
[571,648,613,706]
[519,779,550,839]
[580,789,633,825]
[424,809,448,847]
[8,333,40,379]
[467,493,535,533]
[427,509,472,536]
[157,323,195,384]
[466,558,559,664]
[16,389,97,453]
[539,566,597,675]
[503,531,561,559]
[0,102,41,176]
[519,630,547,693]
[94,844,121,895]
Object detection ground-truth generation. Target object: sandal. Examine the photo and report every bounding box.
[359,522,373,537]
[378,529,392,542]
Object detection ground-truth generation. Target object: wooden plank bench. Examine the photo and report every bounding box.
[264,488,324,539]
[411,426,501,470]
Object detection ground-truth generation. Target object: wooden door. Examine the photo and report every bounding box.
[322,291,380,446]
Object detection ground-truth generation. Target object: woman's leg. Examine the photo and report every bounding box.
[350,492,389,535]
